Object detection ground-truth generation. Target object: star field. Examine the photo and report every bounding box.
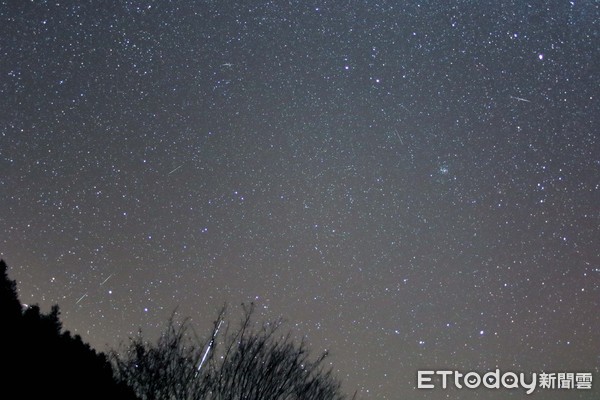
[1,1,598,399]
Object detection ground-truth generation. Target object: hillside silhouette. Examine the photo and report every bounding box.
[0,259,138,400]
[1,259,355,400]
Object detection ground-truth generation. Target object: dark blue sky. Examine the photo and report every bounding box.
[1,1,598,398]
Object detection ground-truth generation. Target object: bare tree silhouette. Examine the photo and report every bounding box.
[112,304,355,400]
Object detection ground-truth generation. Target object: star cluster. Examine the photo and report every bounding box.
[1,1,598,399]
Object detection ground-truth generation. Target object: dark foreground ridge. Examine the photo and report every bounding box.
[0,259,138,400]
[0,259,355,400]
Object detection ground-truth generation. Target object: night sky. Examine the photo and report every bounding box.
[1,1,598,399]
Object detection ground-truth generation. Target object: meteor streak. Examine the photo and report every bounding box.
[75,293,88,305]
[168,165,182,175]
[510,95,531,103]
[100,273,114,286]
